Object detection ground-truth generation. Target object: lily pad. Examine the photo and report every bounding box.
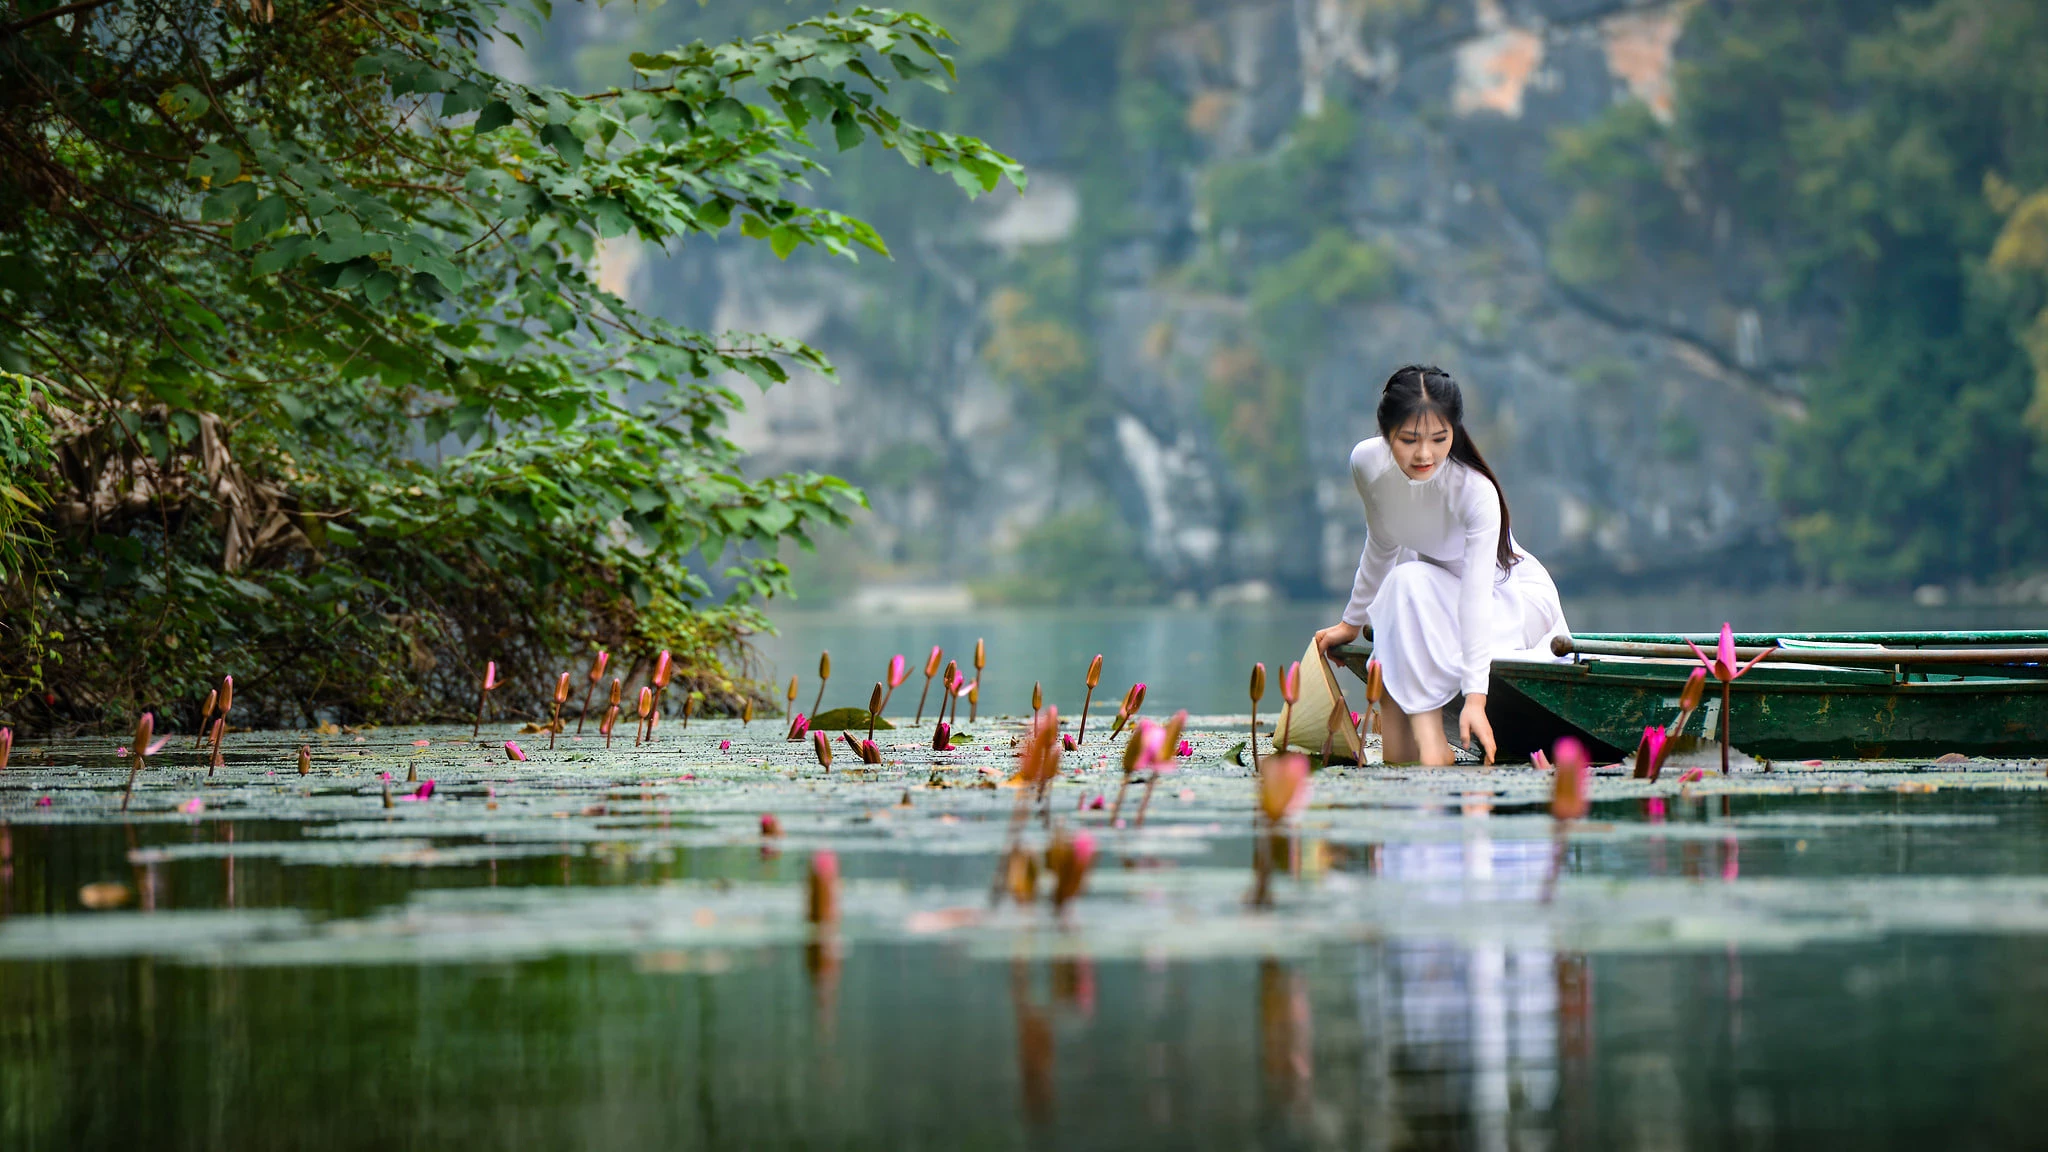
[809,707,894,730]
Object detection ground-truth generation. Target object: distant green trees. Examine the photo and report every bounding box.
[0,0,1019,726]
[1553,0,2048,585]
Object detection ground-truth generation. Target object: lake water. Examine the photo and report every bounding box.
[756,593,2047,717]
[5,596,2048,1148]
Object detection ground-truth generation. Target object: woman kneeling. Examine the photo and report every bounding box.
[1314,365,1570,766]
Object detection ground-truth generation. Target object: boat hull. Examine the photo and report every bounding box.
[1337,649,2048,760]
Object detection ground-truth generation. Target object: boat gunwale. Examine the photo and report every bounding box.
[1487,657,2048,695]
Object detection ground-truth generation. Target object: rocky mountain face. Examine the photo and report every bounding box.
[618,0,1826,600]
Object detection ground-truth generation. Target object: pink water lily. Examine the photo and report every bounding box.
[889,653,908,687]
[1682,623,1775,774]
[504,741,526,762]
[413,780,435,800]
[1550,738,1589,821]
[1685,623,1773,684]
[483,661,499,691]
[1632,725,1669,782]
[719,739,732,752]
[177,797,204,815]
[787,712,809,741]
[1061,733,1077,753]
[1176,739,1194,758]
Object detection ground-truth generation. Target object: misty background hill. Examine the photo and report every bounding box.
[506,0,2048,610]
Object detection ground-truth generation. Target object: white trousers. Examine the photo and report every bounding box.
[1366,553,1571,714]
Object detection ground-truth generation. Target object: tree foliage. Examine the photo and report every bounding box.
[0,0,1021,729]
[1549,0,2048,585]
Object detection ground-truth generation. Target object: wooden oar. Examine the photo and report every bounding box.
[1551,636,2048,666]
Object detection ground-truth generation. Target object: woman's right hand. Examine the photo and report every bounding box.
[1313,621,1361,656]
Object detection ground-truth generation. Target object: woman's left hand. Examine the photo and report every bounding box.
[1459,695,1496,765]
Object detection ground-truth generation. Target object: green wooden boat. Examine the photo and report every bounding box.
[1333,630,2048,761]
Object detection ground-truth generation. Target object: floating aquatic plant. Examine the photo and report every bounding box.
[1275,661,1300,751]
[879,653,908,714]
[1248,662,1266,771]
[1047,827,1096,914]
[1109,682,1147,740]
[972,638,986,721]
[1110,718,1164,825]
[1077,654,1103,745]
[811,651,831,717]
[1257,751,1310,826]
[473,662,497,738]
[121,711,153,811]
[915,646,943,723]
[1632,725,1669,782]
[193,688,217,750]
[1135,710,1188,827]
[577,650,608,734]
[1684,623,1776,774]
[549,673,571,749]
[208,674,233,771]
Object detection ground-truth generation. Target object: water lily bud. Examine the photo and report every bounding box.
[1049,830,1096,912]
[1365,659,1383,705]
[924,646,943,678]
[553,672,571,704]
[1176,740,1194,758]
[942,660,958,692]
[760,813,782,837]
[217,676,233,715]
[1004,846,1039,904]
[1550,738,1589,820]
[860,739,882,764]
[1122,720,1161,774]
[1633,725,1668,782]
[807,851,840,926]
[505,741,526,762]
[819,651,832,680]
[653,650,673,688]
[931,721,952,751]
[298,745,311,775]
[1257,753,1311,823]
[601,705,618,735]
[1249,662,1266,703]
[588,650,609,682]
[608,678,622,705]
[1280,662,1300,705]
[888,653,908,688]
[481,662,497,692]
[742,698,754,724]
[869,683,884,716]
[200,688,218,721]
[787,674,799,703]
[1032,682,1043,711]
[637,686,653,718]
[414,780,435,800]
[840,732,861,754]
[132,712,154,756]
[1678,667,1707,714]
[974,638,986,671]
[1085,654,1103,689]
[788,713,809,740]
[1018,707,1061,785]
[813,729,833,767]
[0,726,12,770]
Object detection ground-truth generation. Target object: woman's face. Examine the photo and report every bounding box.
[1387,408,1452,481]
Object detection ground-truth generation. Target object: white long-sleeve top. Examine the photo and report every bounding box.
[1340,437,1508,697]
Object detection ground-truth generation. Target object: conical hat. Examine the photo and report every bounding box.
[1274,638,1363,763]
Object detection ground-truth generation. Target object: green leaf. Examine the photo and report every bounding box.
[832,109,864,151]
[474,100,515,134]
[768,225,800,260]
[703,97,753,136]
[538,123,584,166]
[160,84,210,122]
[188,143,241,185]
[441,82,491,118]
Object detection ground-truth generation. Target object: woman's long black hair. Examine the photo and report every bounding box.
[1376,364,1519,572]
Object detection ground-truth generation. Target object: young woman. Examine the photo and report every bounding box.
[1313,365,1570,766]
